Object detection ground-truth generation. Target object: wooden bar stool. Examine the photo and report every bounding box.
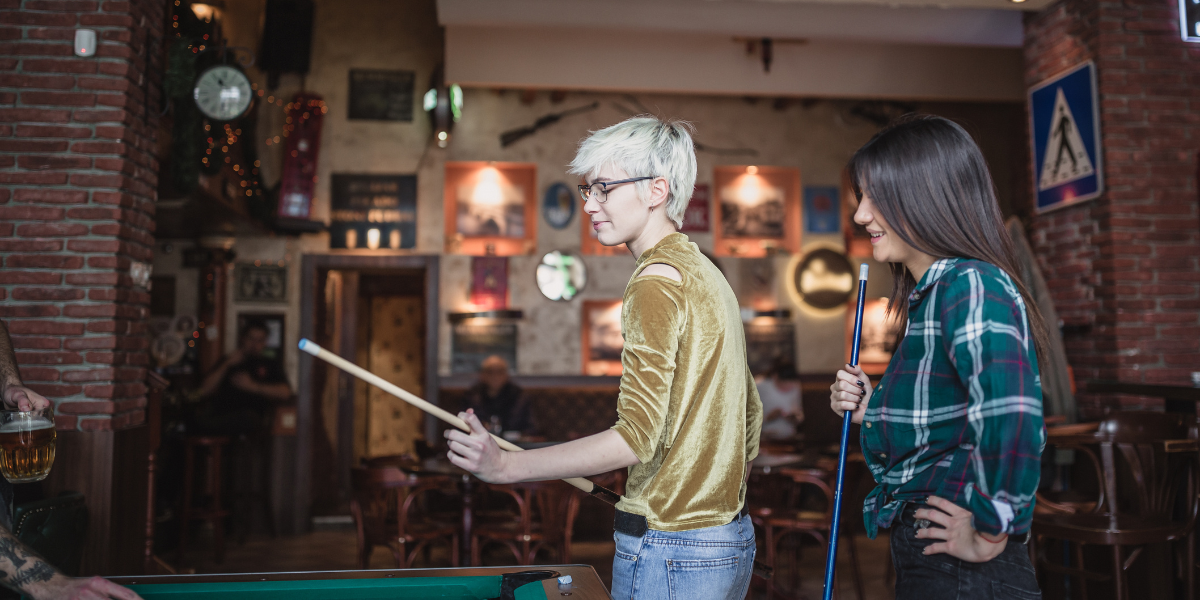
[177,435,231,565]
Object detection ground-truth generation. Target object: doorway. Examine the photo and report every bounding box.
[289,255,439,534]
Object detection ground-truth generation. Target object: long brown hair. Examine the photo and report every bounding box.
[847,114,1051,362]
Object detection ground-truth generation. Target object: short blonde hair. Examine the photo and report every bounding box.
[568,116,697,229]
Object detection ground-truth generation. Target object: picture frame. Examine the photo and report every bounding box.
[348,69,414,122]
[444,161,538,256]
[581,210,627,256]
[235,312,285,362]
[233,264,288,303]
[330,174,417,250]
[713,165,801,257]
[582,300,623,376]
[842,171,872,258]
[680,183,711,233]
[846,297,901,376]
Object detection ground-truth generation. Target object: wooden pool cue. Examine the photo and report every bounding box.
[822,263,869,600]
[299,337,773,580]
[299,338,619,502]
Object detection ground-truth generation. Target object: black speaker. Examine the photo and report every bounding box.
[259,0,314,86]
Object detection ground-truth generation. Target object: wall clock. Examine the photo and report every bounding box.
[193,65,253,121]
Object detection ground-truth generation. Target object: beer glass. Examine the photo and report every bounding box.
[0,407,56,483]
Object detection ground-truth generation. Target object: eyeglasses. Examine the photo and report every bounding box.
[577,176,657,203]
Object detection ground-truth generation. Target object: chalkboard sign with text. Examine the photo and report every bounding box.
[330,174,417,250]
[348,69,414,121]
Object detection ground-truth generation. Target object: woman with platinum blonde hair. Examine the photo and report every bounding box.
[446,116,763,600]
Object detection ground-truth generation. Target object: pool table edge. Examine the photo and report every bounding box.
[109,564,611,600]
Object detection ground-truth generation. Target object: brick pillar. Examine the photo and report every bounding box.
[0,0,162,574]
[1024,0,1200,417]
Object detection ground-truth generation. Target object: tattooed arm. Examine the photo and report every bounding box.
[0,320,50,412]
[0,527,141,599]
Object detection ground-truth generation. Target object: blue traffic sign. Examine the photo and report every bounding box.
[1028,61,1103,213]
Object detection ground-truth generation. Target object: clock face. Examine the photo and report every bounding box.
[193,65,253,121]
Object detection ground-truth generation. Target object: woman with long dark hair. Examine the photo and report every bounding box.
[830,115,1047,599]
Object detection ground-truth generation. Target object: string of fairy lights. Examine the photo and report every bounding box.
[171,0,329,206]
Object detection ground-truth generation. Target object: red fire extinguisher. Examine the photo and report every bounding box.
[277,92,326,220]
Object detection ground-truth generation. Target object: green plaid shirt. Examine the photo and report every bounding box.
[861,258,1045,538]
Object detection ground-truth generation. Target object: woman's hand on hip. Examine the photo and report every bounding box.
[829,364,871,424]
[914,496,1007,563]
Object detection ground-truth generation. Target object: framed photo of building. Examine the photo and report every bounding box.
[713,165,801,257]
[444,162,538,256]
[582,300,623,376]
[233,264,287,303]
[846,297,901,375]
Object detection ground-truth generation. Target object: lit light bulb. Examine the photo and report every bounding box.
[366,228,381,250]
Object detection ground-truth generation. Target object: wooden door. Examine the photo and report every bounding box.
[366,296,425,458]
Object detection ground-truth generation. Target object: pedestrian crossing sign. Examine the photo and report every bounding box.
[1029,61,1103,213]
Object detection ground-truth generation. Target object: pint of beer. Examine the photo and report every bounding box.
[0,408,56,483]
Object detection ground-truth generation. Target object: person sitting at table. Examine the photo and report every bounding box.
[755,358,803,441]
[460,356,530,435]
[0,320,144,600]
[193,320,292,436]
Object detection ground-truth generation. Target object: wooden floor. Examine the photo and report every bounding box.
[178,524,896,599]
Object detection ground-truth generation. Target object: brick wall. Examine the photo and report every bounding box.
[0,0,162,430]
[1024,0,1200,416]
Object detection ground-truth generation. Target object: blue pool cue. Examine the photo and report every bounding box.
[822,263,869,600]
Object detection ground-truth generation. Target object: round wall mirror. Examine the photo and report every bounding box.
[536,251,587,301]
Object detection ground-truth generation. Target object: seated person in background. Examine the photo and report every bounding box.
[756,358,803,440]
[194,320,292,436]
[1,320,143,600]
[461,356,530,435]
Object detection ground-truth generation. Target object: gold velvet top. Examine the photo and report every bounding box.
[610,233,763,532]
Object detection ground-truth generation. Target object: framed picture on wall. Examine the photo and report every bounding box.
[233,264,287,303]
[444,162,538,256]
[236,313,285,362]
[582,300,623,376]
[713,165,801,257]
[348,69,415,122]
[846,297,901,375]
[841,172,873,258]
[330,174,417,250]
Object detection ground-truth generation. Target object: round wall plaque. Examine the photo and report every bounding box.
[542,182,576,230]
[793,248,855,310]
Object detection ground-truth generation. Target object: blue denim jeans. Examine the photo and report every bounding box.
[611,513,756,600]
[891,520,1042,600]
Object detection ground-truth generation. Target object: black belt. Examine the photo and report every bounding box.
[614,505,750,538]
[897,502,1030,545]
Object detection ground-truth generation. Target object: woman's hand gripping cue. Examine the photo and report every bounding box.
[829,363,871,424]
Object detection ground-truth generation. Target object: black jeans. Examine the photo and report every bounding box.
[890,506,1042,600]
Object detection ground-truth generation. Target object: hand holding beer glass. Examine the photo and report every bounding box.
[0,406,55,483]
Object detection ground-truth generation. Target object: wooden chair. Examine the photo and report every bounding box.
[751,466,866,600]
[471,480,581,566]
[1032,411,1200,600]
[177,435,231,565]
[349,466,460,569]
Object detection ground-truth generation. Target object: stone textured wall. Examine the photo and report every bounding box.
[0,0,162,430]
[1025,0,1200,415]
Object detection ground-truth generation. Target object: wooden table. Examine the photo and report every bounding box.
[1086,381,1200,413]
[400,457,478,567]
